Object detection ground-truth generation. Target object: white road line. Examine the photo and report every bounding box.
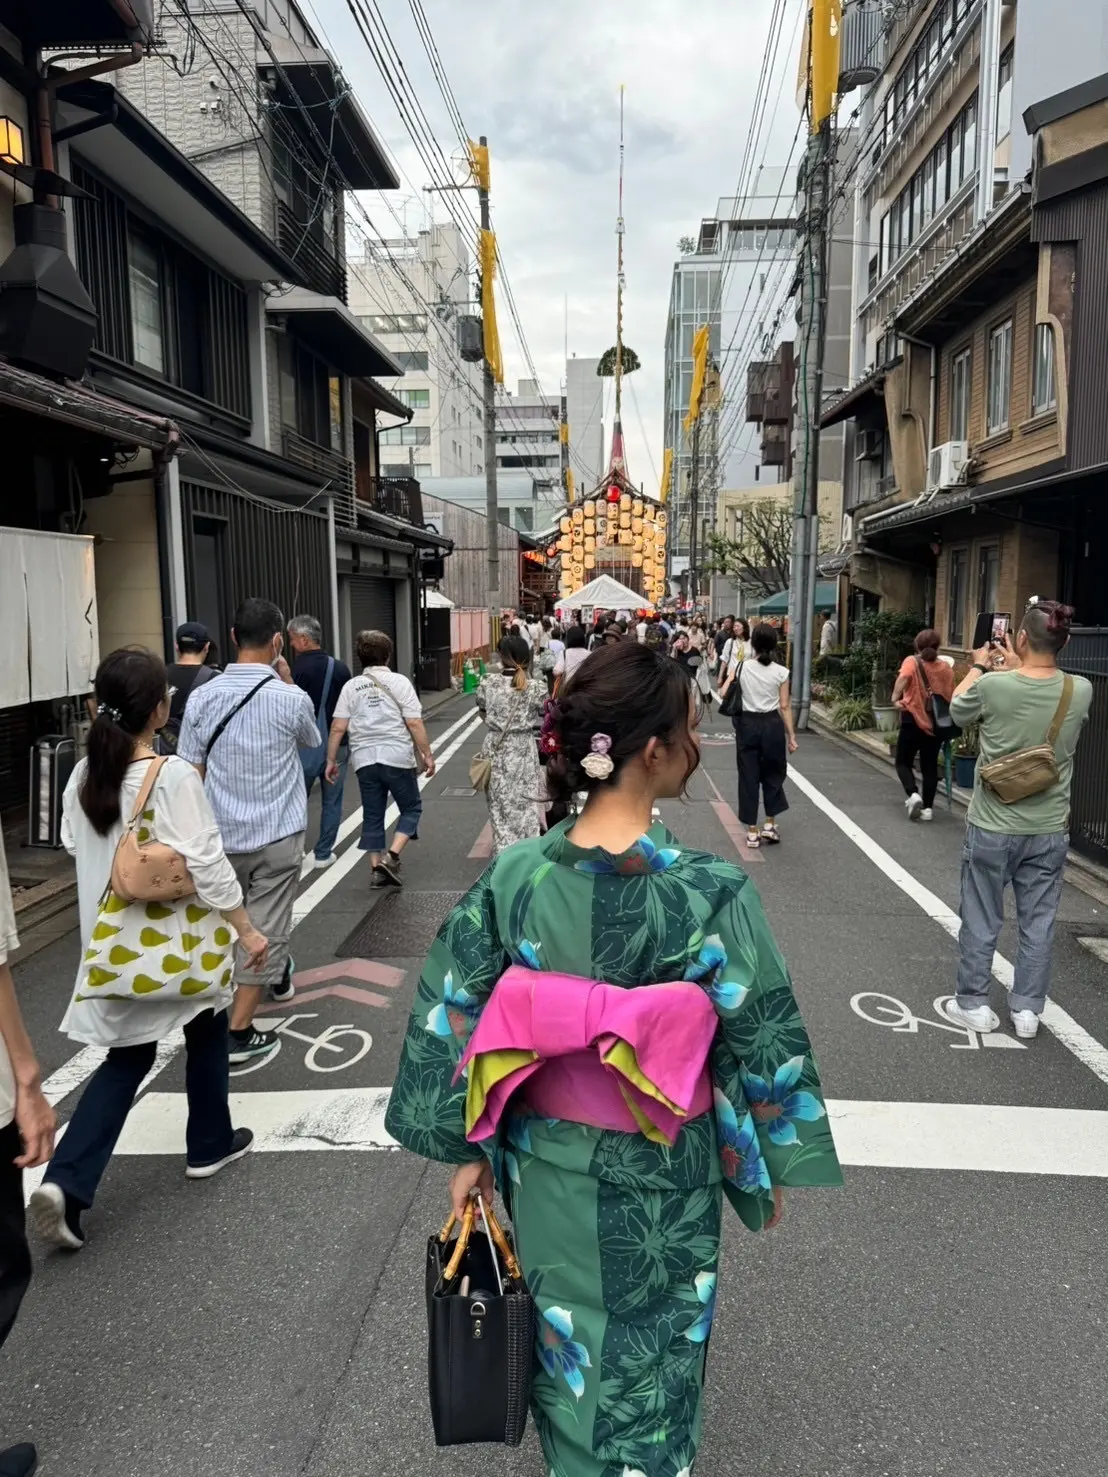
[108,1089,1108,1177]
[292,711,483,924]
[788,762,1108,1087]
[298,704,478,877]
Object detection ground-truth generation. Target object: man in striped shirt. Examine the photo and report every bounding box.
[179,598,319,1063]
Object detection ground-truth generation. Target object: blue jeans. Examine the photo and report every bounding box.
[956,824,1069,1016]
[44,1008,233,1208]
[303,743,348,860]
[355,763,422,853]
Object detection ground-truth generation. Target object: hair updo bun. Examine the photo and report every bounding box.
[545,643,700,808]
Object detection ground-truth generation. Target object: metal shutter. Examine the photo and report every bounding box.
[0,705,33,814]
[348,575,397,657]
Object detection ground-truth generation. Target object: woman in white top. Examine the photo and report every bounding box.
[557,624,591,690]
[30,649,267,1252]
[718,622,798,848]
[326,629,436,888]
[720,617,752,674]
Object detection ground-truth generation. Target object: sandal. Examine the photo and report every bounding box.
[760,825,781,845]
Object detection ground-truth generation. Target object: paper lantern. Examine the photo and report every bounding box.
[584,519,595,536]
[572,507,584,523]
[632,517,643,534]
[619,530,633,547]
[584,536,596,553]
[560,516,572,534]
[631,553,643,568]
[632,537,644,554]
[584,500,597,516]
[619,493,631,511]
[644,504,656,521]
[656,511,667,528]
[632,500,644,516]
[606,486,621,504]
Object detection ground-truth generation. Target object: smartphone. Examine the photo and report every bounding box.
[972,611,1011,648]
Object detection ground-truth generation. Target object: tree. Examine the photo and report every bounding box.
[700,498,792,598]
[678,236,697,256]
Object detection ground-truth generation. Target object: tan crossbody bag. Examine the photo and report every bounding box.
[978,675,1073,804]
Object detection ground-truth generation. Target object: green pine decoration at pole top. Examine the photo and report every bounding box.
[597,345,640,377]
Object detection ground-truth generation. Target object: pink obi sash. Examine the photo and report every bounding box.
[455,966,718,1147]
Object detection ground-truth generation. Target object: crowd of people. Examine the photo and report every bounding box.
[0,590,1091,1475]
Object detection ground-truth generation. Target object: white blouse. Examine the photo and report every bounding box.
[60,756,244,1048]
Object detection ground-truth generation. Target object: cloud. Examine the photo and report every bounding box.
[323,0,803,495]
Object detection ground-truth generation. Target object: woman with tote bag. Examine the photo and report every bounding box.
[29,649,267,1251]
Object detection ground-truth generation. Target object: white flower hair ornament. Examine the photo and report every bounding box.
[581,733,615,780]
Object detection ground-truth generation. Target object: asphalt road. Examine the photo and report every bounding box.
[2,692,1106,1477]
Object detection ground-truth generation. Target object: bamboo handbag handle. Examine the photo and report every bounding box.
[440,1197,524,1285]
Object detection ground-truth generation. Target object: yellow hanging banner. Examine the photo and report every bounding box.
[565,469,576,506]
[478,228,504,385]
[559,420,570,444]
[809,0,842,134]
[467,140,490,193]
[683,325,710,433]
[659,447,674,506]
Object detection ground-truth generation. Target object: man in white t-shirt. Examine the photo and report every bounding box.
[326,629,436,886]
[0,832,55,1477]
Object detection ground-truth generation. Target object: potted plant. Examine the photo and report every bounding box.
[846,610,923,735]
[954,723,980,789]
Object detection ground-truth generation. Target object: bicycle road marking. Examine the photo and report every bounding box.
[851,992,1027,1050]
[787,760,1108,1087]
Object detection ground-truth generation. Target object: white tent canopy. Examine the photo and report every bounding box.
[422,588,454,609]
[555,575,653,614]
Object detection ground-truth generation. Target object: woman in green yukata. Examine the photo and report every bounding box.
[385,642,842,1477]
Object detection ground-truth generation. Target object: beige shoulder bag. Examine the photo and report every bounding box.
[978,676,1073,804]
[109,757,195,903]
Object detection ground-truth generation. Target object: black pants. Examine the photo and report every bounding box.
[895,715,942,809]
[0,1122,30,1354]
[736,711,790,827]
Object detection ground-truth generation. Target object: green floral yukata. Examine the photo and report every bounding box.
[385,820,842,1477]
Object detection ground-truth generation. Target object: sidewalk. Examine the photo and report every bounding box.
[808,701,1108,904]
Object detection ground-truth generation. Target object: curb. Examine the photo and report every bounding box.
[808,706,1108,906]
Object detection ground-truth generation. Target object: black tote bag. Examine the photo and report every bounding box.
[426,1198,535,1447]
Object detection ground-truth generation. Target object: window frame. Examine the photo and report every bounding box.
[949,345,972,442]
[986,318,1014,435]
[127,226,168,378]
[947,545,969,647]
[976,542,1000,617]
[1031,322,1058,415]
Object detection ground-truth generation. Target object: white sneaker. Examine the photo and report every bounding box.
[944,999,1000,1033]
[906,793,923,820]
[920,808,933,822]
[313,854,336,870]
[1011,1009,1041,1040]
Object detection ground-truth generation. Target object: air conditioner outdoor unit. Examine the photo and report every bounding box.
[855,428,883,462]
[927,440,970,492]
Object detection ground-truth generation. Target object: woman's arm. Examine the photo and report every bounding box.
[779,680,798,752]
[891,672,910,708]
[0,962,55,1168]
[406,717,436,778]
[324,716,350,782]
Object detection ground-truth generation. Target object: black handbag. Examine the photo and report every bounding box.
[718,660,744,720]
[426,1198,535,1447]
[916,657,959,739]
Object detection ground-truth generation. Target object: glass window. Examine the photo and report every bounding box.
[977,544,999,615]
[328,376,343,453]
[394,351,429,372]
[879,213,890,276]
[128,232,165,374]
[987,319,1013,433]
[948,548,968,646]
[899,190,912,253]
[911,170,925,241]
[962,97,978,182]
[997,46,1014,142]
[935,135,950,210]
[921,154,935,228]
[414,462,432,477]
[1032,323,1057,413]
[950,347,971,442]
[396,387,431,409]
[380,425,432,446]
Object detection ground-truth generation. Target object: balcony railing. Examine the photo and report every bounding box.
[357,475,424,528]
[761,424,788,467]
[276,202,347,303]
[746,362,771,423]
[282,429,355,523]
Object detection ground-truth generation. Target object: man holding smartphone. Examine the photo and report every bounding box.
[947,600,1092,1040]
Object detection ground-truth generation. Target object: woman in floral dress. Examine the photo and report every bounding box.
[386,643,841,1476]
[476,632,548,854]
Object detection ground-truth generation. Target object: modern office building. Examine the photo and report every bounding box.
[495,379,563,530]
[347,221,485,480]
[565,355,605,491]
[662,170,798,564]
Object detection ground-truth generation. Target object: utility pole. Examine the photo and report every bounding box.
[477,134,499,652]
[790,119,832,732]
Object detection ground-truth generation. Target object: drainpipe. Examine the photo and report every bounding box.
[975,0,1003,223]
[898,330,938,470]
[35,26,146,200]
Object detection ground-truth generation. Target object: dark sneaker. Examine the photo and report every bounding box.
[268,956,295,1004]
[0,1442,38,1476]
[228,1027,279,1064]
[373,855,402,887]
[186,1127,254,1179]
[28,1182,85,1252]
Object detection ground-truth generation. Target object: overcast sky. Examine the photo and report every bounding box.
[317,0,804,490]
